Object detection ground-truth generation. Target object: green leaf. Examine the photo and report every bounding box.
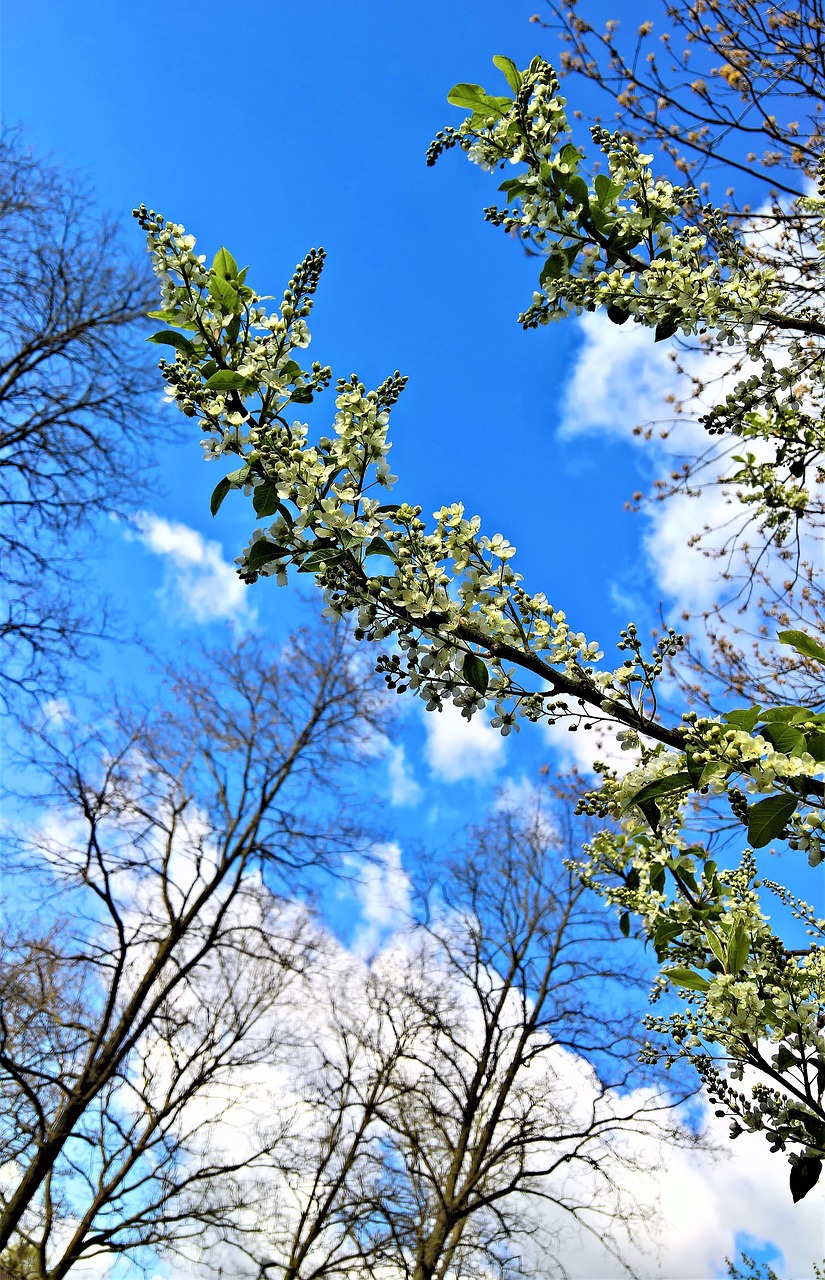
[565,174,590,211]
[790,1156,822,1202]
[594,173,625,207]
[147,329,196,354]
[540,254,566,285]
[804,731,825,762]
[498,177,532,200]
[704,928,727,968]
[473,98,513,123]
[778,629,825,663]
[775,1045,799,1073]
[204,370,253,391]
[663,968,710,993]
[210,477,232,517]
[146,308,200,331]
[760,705,811,723]
[463,651,489,695]
[253,481,283,519]
[212,246,239,280]
[760,722,807,756]
[619,911,631,938]
[557,142,582,172]
[723,706,763,733]
[246,540,288,572]
[747,794,797,848]
[208,273,239,313]
[492,54,522,92]
[587,205,616,237]
[698,760,728,789]
[364,536,395,560]
[448,82,488,110]
[654,317,679,342]
[685,747,704,788]
[637,798,661,831]
[447,84,510,119]
[624,771,691,813]
[726,920,749,974]
[296,548,346,575]
[652,920,684,961]
[225,464,251,486]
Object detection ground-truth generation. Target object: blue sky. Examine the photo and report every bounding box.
[3,1,823,1275]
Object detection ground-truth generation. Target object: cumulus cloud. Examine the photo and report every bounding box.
[128,512,256,630]
[524,1104,824,1279]
[558,310,676,441]
[557,301,820,643]
[423,701,506,782]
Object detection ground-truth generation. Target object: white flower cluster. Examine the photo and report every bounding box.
[447,59,779,339]
[135,209,683,743]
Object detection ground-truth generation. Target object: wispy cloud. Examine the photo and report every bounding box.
[556,310,786,632]
[387,744,423,807]
[128,513,256,631]
[347,842,412,956]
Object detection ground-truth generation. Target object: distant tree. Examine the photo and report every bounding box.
[0,623,384,1278]
[220,795,694,1280]
[0,132,157,704]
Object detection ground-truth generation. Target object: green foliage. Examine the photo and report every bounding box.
[135,52,825,1198]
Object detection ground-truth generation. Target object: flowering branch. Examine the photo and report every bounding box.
[134,53,825,1197]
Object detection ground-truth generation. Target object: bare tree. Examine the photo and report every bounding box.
[537,0,823,210]
[219,791,698,1280]
[0,131,159,702]
[0,622,386,1278]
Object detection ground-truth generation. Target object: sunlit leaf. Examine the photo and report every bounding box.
[726,920,749,974]
[205,370,253,391]
[778,629,825,663]
[147,329,196,354]
[663,968,710,993]
[492,54,522,93]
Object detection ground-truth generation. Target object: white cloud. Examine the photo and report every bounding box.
[538,692,641,778]
[423,701,506,782]
[387,743,423,806]
[558,310,676,441]
[493,774,562,843]
[558,297,823,650]
[494,774,543,816]
[128,512,256,630]
[523,1101,825,1279]
[344,842,412,956]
